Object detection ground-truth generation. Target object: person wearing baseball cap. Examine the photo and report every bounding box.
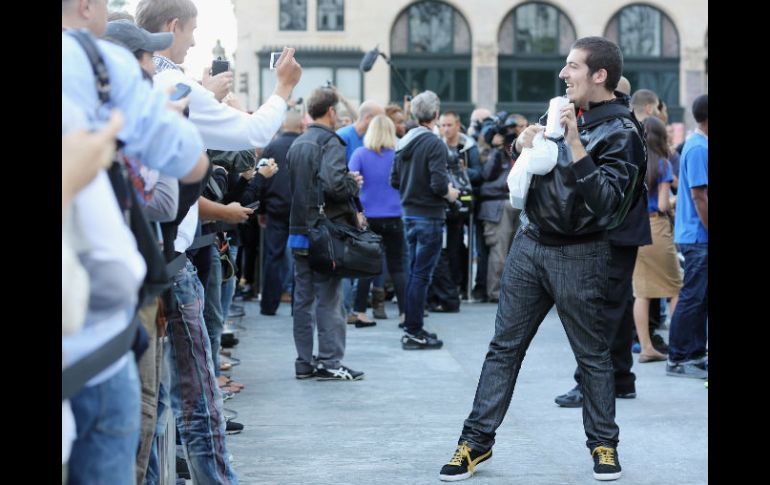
[105,19,173,76]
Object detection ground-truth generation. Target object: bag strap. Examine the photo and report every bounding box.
[313,129,364,218]
[62,313,140,401]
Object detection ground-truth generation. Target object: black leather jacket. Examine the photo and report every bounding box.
[525,95,645,240]
[287,123,359,235]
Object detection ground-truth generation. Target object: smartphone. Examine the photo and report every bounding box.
[244,201,260,210]
[169,82,192,101]
[269,52,282,70]
[211,58,230,76]
[256,158,270,169]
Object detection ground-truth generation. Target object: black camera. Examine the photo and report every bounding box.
[479,111,518,146]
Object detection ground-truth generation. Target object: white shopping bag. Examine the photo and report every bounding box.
[507,132,559,209]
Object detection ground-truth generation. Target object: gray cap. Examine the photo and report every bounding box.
[105,20,173,54]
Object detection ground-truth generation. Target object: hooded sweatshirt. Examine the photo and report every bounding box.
[390,126,449,219]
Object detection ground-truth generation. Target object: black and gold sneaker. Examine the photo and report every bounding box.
[592,446,622,481]
[439,441,492,481]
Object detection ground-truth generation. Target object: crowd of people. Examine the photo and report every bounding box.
[62,1,707,483]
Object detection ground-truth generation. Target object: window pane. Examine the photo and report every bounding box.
[514,3,558,54]
[391,12,408,54]
[662,15,679,58]
[453,11,471,54]
[498,68,513,102]
[408,69,452,100]
[317,0,344,31]
[454,69,469,102]
[261,68,278,102]
[516,69,555,102]
[498,14,514,55]
[280,0,306,30]
[293,67,334,102]
[558,13,576,55]
[409,2,453,53]
[620,5,661,57]
[336,68,360,105]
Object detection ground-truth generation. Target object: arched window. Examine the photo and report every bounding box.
[390,1,472,122]
[497,2,576,122]
[605,4,682,121]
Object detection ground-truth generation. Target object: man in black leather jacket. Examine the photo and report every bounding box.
[287,87,365,381]
[440,37,645,483]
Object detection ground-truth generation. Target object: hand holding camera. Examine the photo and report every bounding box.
[203,59,233,102]
[256,157,279,178]
[273,47,302,101]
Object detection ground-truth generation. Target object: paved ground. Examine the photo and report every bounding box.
[221,299,707,485]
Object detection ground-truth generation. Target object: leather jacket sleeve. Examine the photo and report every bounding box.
[320,137,359,202]
[571,126,640,218]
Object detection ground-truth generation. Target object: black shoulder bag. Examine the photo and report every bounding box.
[306,133,383,278]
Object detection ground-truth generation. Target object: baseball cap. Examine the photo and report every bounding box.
[105,19,173,54]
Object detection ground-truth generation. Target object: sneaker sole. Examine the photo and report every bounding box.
[439,451,492,482]
[402,344,443,350]
[555,400,582,408]
[295,373,316,379]
[225,429,242,435]
[316,375,365,381]
[593,471,622,481]
[666,370,708,379]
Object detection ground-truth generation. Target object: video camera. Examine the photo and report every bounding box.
[476,111,518,146]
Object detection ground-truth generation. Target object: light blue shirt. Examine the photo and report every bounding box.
[674,132,708,244]
[62,31,203,179]
[336,124,364,162]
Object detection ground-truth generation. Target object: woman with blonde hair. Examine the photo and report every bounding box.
[632,116,683,362]
[348,115,407,326]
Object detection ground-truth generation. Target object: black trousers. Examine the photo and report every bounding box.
[260,215,290,315]
[574,244,637,394]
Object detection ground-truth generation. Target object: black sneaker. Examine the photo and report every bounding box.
[439,441,492,481]
[651,333,668,353]
[225,420,244,435]
[399,325,437,339]
[591,446,621,480]
[554,385,583,407]
[402,329,443,350]
[295,368,317,379]
[315,364,364,381]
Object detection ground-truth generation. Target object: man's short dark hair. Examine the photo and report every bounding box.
[307,88,339,120]
[692,94,708,123]
[571,36,623,92]
[136,0,197,33]
[440,111,460,122]
[631,89,659,110]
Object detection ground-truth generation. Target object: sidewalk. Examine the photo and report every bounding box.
[222,299,707,485]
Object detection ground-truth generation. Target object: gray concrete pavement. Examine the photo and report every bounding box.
[222,299,707,485]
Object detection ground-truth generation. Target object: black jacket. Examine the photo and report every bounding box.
[390,126,449,220]
[287,123,359,235]
[243,131,298,218]
[525,95,645,241]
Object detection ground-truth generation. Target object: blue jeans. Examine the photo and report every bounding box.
[668,243,708,363]
[203,244,224,377]
[461,230,618,451]
[166,260,237,485]
[143,377,170,485]
[403,217,445,334]
[221,244,238,321]
[68,359,140,485]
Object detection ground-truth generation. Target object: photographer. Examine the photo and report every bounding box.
[477,114,528,302]
[432,112,478,306]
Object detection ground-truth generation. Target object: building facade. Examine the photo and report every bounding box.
[233,0,707,127]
